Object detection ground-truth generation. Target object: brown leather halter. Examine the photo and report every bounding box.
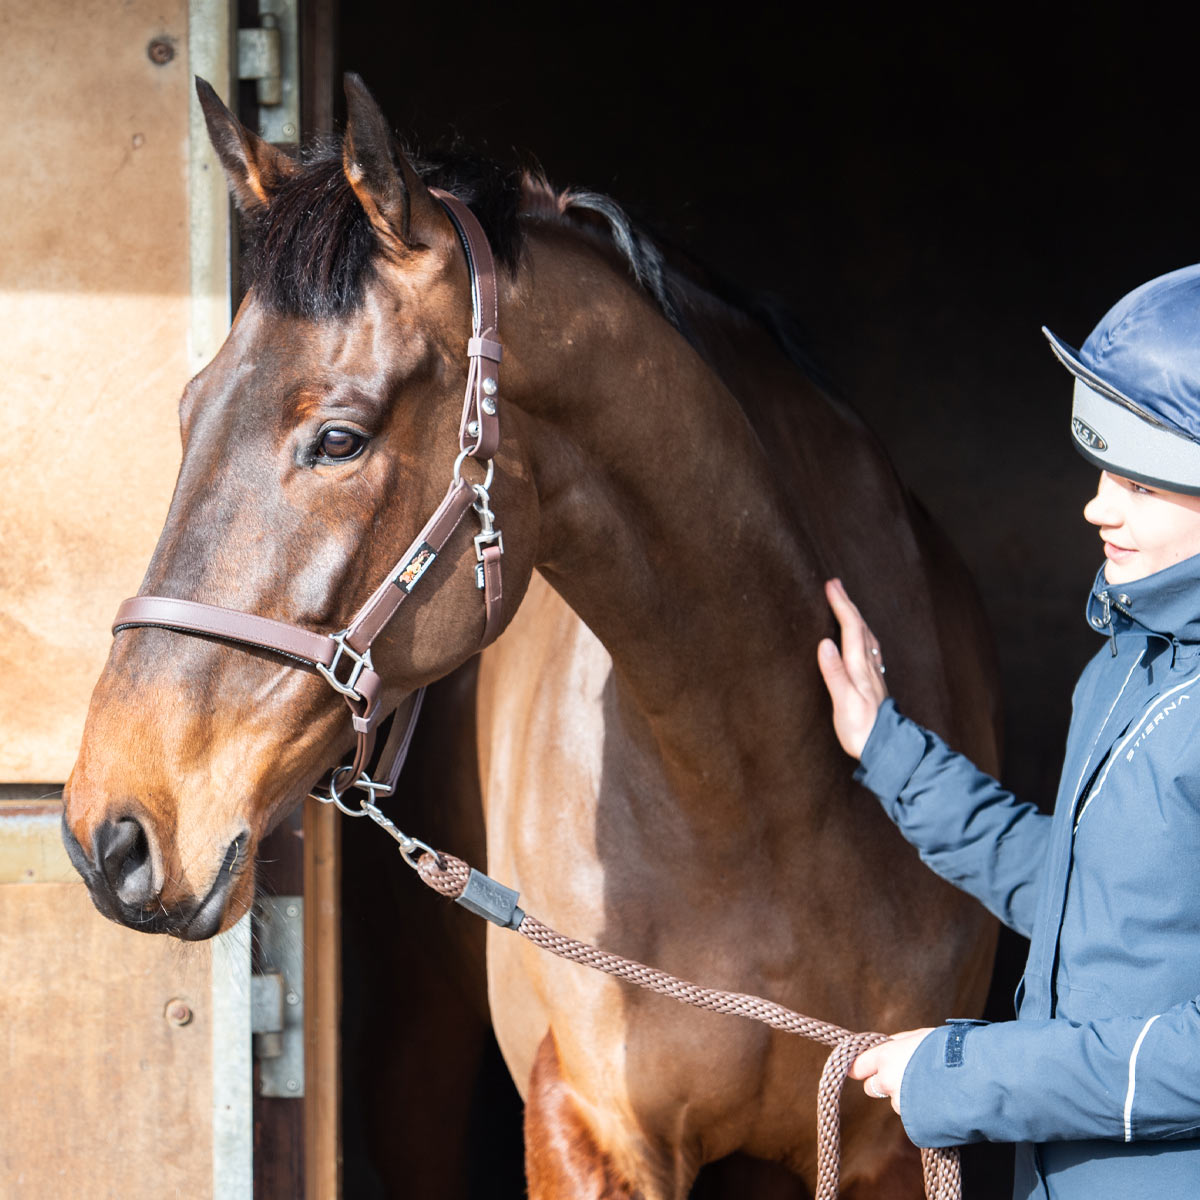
[111,190,503,813]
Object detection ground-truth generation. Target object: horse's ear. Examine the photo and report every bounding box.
[196,78,297,215]
[341,73,447,252]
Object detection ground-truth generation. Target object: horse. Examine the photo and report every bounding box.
[62,74,1001,1198]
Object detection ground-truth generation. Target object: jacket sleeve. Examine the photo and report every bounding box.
[901,1002,1200,1146]
[854,698,1050,937]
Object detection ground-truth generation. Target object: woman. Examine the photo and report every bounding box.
[819,264,1200,1199]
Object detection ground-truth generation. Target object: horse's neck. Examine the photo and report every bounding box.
[510,239,832,802]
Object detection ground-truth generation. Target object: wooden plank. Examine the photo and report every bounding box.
[0,881,213,1197]
[297,14,342,1190]
[254,811,306,1198]
[0,0,192,780]
[305,800,342,1200]
[0,799,75,883]
[251,802,341,1200]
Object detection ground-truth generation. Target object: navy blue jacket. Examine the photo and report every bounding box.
[856,554,1200,1199]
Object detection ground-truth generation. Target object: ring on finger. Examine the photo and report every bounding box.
[867,1077,887,1099]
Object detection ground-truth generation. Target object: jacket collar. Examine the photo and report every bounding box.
[1087,551,1200,647]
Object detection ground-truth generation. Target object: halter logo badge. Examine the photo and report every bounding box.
[1072,417,1108,452]
[394,543,437,593]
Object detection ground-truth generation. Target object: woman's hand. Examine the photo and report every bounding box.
[816,578,890,759]
[848,1028,935,1115]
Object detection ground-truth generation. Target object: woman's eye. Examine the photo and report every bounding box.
[317,428,366,461]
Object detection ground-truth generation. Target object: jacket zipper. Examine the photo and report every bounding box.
[1094,589,1136,656]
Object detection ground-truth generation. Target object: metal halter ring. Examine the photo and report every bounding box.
[453,447,494,492]
[309,763,372,817]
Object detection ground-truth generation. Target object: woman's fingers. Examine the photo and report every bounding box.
[847,1043,883,1081]
[825,579,881,683]
[817,638,879,760]
[817,636,853,700]
[820,579,889,744]
[824,577,864,633]
[849,1029,936,1115]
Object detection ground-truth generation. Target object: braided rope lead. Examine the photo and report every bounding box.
[415,852,961,1200]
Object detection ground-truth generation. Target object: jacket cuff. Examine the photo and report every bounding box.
[853,698,929,811]
[898,1024,984,1148]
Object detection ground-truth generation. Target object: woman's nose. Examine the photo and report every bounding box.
[1084,473,1119,526]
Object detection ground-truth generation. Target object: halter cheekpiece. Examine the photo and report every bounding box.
[111,190,504,814]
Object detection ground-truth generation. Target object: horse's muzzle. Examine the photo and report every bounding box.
[61,812,245,939]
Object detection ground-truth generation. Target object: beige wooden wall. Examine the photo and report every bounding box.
[0,3,248,1197]
[0,802,216,1197]
[0,0,196,781]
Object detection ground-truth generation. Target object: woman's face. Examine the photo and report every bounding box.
[1084,471,1200,584]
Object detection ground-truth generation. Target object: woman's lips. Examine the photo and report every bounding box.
[1103,540,1135,561]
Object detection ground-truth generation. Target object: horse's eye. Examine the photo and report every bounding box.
[317,428,366,462]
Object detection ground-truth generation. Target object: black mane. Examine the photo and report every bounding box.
[247,141,681,326]
[245,138,818,390]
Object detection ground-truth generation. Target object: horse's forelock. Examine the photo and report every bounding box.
[247,144,527,319]
[250,154,377,320]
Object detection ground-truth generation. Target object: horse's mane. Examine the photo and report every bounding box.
[247,141,813,381]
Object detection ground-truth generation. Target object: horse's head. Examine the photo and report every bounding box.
[62,76,539,938]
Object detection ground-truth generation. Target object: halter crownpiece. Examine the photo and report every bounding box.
[1045,262,1200,494]
[112,190,504,808]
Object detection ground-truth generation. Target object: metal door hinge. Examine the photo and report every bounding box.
[251,895,304,1097]
[237,0,298,144]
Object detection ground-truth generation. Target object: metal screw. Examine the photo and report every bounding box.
[165,999,193,1027]
[481,397,497,416]
[285,991,299,1006]
[286,1078,300,1092]
[467,420,480,438]
[282,123,296,139]
[285,903,298,918]
[147,38,175,65]
[482,377,498,396]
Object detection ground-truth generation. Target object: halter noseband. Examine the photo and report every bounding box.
[111,190,504,810]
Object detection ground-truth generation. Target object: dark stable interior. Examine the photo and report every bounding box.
[334,7,1200,1197]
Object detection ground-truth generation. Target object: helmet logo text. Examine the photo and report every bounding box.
[1073,417,1108,452]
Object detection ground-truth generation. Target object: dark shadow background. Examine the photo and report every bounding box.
[336,4,1200,1196]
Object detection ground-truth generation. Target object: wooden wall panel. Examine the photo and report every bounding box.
[0,0,194,780]
[0,804,213,1198]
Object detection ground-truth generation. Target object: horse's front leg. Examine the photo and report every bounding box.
[524,1029,690,1200]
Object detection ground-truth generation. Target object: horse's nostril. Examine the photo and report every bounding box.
[95,817,156,907]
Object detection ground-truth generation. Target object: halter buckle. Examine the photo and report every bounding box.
[474,528,504,561]
[316,630,374,702]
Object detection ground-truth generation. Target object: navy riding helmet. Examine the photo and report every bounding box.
[1044,264,1200,495]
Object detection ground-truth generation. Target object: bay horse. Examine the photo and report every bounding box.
[63,75,1000,1198]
